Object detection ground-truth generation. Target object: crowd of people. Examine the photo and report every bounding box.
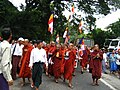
[102,48,120,78]
[0,28,120,90]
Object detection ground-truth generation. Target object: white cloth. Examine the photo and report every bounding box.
[29,48,48,67]
[116,54,120,65]
[0,40,12,81]
[11,43,24,56]
[63,31,67,38]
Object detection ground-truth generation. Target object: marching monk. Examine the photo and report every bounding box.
[52,44,62,83]
[80,45,90,74]
[72,46,77,76]
[60,44,67,75]
[19,39,33,86]
[48,41,56,77]
[63,43,76,88]
[91,44,103,86]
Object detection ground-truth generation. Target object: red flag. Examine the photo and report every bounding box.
[48,14,53,34]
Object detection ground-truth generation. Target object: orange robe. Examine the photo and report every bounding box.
[19,45,33,78]
[64,49,76,80]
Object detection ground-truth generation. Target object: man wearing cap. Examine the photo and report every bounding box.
[11,37,24,80]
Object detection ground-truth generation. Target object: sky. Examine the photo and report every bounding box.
[9,0,120,30]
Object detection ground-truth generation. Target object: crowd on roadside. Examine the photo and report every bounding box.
[0,28,120,90]
[102,48,120,79]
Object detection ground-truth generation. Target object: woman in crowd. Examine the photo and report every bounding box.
[109,49,117,74]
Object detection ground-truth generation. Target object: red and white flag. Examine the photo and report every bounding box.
[48,14,53,34]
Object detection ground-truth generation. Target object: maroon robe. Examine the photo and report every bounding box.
[91,50,103,79]
[64,49,76,80]
[81,49,90,68]
[52,50,62,79]
[48,45,56,75]
[60,48,66,74]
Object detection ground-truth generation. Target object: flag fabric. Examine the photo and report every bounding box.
[79,20,82,33]
[68,4,74,21]
[63,27,68,38]
[79,37,85,50]
[48,14,53,34]
[71,4,74,15]
[56,34,60,44]
[64,32,70,44]
[78,36,84,45]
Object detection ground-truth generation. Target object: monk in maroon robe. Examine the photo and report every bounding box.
[80,46,90,74]
[19,39,33,86]
[64,43,75,88]
[48,42,56,77]
[52,44,62,83]
[72,47,77,76]
[60,44,66,75]
[91,44,103,86]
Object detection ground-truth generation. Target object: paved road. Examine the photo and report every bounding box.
[9,68,115,90]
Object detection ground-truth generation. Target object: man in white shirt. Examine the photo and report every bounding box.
[11,37,24,80]
[0,28,13,90]
[102,49,108,74]
[29,40,47,90]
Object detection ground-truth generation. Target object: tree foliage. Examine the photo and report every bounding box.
[106,19,120,38]
[0,0,120,43]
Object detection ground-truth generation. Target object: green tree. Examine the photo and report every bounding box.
[106,19,120,38]
[92,28,106,48]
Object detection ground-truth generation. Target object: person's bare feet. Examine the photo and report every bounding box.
[92,82,96,86]
[68,84,73,89]
[21,82,25,86]
[31,83,34,88]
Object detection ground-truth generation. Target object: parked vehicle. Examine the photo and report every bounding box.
[103,39,112,49]
[108,37,120,52]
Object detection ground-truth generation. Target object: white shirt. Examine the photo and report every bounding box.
[29,48,48,67]
[0,40,12,81]
[103,53,108,62]
[11,43,24,56]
